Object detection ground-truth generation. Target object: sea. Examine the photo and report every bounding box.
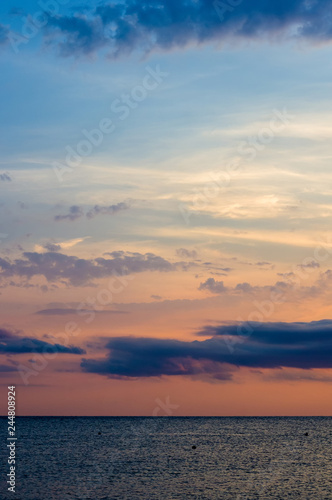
[0,417,331,499]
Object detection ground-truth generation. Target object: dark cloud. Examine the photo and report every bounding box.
[81,320,332,380]
[0,250,182,286]
[0,327,85,354]
[0,364,17,373]
[81,336,234,380]
[38,0,332,59]
[86,202,129,219]
[54,205,84,222]
[0,172,11,181]
[45,13,108,57]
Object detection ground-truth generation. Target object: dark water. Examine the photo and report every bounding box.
[0,417,331,499]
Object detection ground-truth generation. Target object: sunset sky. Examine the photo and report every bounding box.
[1,0,332,415]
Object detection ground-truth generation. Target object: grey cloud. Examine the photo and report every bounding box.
[86,202,129,219]
[198,277,227,293]
[176,248,198,259]
[298,260,320,269]
[54,205,84,222]
[55,202,129,221]
[0,250,181,286]
[0,172,11,181]
[43,243,62,252]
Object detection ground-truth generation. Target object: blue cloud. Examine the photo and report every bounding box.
[0,327,85,354]
[36,0,332,59]
[81,320,332,379]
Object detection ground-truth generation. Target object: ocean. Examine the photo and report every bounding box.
[0,417,331,499]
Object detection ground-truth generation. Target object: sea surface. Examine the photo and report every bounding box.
[0,417,331,499]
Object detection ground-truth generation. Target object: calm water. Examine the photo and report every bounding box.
[0,417,331,499]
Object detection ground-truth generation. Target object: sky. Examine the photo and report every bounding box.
[0,0,332,416]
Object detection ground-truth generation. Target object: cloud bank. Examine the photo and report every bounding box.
[0,327,85,354]
[81,320,332,380]
[38,0,332,59]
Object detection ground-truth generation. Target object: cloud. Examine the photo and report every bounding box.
[176,248,198,259]
[198,277,298,297]
[55,203,129,221]
[86,202,129,219]
[298,260,320,269]
[36,308,127,315]
[81,319,332,380]
[0,364,17,373]
[0,172,11,181]
[38,0,332,59]
[54,205,84,222]
[34,238,88,253]
[0,327,85,354]
[234,282,255,293]
[43,243,62,252]
[81,336,234,380]
[198,277,227,293]
[151,295,162,300]
[0,24,9,46]
[0,250,181,286]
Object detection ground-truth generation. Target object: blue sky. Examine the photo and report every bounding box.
[1,1,332,415]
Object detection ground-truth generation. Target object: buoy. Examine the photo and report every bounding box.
[192,445,197,449]
[98,431,102,435]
